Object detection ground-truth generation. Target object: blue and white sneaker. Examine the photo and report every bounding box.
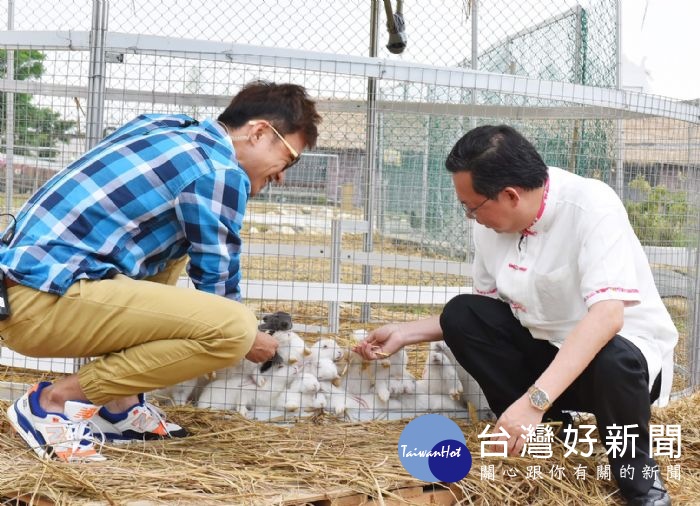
[91,394,189,443]
[6,382,106,462]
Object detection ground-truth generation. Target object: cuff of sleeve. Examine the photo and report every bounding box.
[584,286,640,307]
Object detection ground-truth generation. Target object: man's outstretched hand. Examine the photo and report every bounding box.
[245,331,280,363]
[353,323,405,360]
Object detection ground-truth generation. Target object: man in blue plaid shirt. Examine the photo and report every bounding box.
[0,81,321,462]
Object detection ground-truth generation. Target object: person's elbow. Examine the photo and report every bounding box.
[590,299,625,335]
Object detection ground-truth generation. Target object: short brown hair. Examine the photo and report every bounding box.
[217,81,321,148]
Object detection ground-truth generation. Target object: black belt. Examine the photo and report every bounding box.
[5,278,20,289]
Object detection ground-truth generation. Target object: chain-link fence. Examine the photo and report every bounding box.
[1,0,698,421]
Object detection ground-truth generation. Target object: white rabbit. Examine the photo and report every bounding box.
[196,367,261,417]
[192,358,262,406]
[153,358,257,407]
[306,358,344,415]
[402,349,464,412]
[432,341,494,419]
[274,330,312,365]
[372,348,416,403]
[197,360,301,418]
[427,342,464,400]
[371,357,393,403]
[336,350,406,417]
[325,386,388,420]
[304,339,343,392]
[327,350,377,419]
[285,371,325,412]
[309,358,342,389]
[214,358,260,382]
[251,362,302,413]
[324,385,353,416]
[150,378,200,406]
[306,338,345,364]
[339,350,375,396]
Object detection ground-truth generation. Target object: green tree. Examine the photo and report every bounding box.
[0,49,75,157]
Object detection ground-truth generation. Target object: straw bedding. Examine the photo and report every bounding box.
[1,391,698,505]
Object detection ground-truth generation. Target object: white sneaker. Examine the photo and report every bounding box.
[92,394,188,443]
[6,382,106,462]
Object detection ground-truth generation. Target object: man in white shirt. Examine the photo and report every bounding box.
[355,125,676,506]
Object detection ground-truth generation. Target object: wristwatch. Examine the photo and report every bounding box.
[527,385,551,411]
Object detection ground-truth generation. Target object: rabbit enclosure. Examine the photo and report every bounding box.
[1,0,700,504]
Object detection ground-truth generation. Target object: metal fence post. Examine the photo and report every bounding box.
[361,0,380,323]
[691,120,700,391]
[4,0,15,216]
[76,0,109,372]
[85,0,109,151]
[328,219,342,333]
[614,0,625,198]
[470,0,478,131]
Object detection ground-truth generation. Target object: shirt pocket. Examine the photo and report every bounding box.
[532,265,582,322]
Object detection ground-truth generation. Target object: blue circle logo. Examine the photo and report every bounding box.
[397,414,472,482]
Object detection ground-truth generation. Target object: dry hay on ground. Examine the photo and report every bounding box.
[243,253,467,287]
[1,392,698,505]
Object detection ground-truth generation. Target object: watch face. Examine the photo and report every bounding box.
[530,388,549,409]
[532,391,547,407]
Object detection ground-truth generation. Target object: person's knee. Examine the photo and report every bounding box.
[589,337,648,387]
[208,304,258,361]
[0,330,39,357]
[441,293,469,327]
[228,305,258,349]
[440,294,481,346]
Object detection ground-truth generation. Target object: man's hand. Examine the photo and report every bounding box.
[353,323,406,360]
[245,331,279,363]
[493,394,545,456]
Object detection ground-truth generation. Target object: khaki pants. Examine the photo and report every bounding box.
[0,258,257,404]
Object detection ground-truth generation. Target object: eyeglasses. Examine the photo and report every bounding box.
[461,197,489,219]
[249,120,301,170]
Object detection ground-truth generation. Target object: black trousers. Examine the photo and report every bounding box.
[440,294,661,498]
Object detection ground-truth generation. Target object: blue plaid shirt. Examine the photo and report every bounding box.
[0,114,250,300]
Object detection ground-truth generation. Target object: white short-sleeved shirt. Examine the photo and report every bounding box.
[473,167,678,405]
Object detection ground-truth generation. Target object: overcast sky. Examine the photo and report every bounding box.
[621,0,700,100]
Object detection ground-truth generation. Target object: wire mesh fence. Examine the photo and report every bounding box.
[1,0,698,422]
[0,0,619,69]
